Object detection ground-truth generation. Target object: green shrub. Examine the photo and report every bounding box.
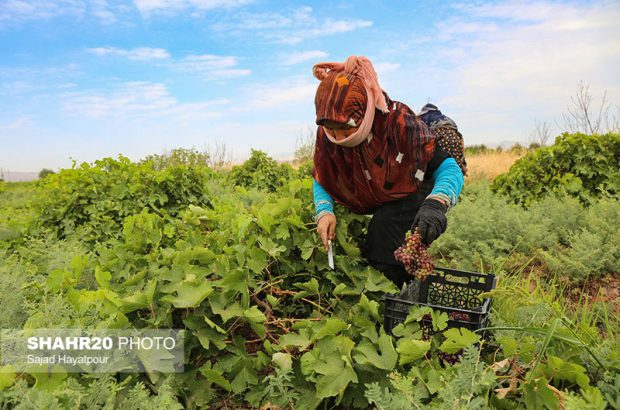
[464,144,492,155]
[432,181,620,282]
[540,198,620,281]
[228,149,294,192]
[0,182,37,248]
[35,156,212,242]
[38,168,56,179]
[0,253,34,329]
[296,159,314,179]
[140,147,211,171]
[493,133,620,206]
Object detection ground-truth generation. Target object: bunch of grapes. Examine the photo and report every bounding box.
[436,350,463,366]
[449,312,471,322]
[393,228,434,281]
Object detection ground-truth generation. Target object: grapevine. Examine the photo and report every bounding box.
[393,228,434,281]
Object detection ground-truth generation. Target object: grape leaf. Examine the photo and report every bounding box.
[293,278,320,300]
[258,236,286,257]
[439,328,481,354]
[333,283,359,296]
[303,336,358,402]
[31,365,68,392]
[119,290,149,313]
[391,322,422,339]
[160,279,213,308]
[230,362,258,393]
[200,365,232,392]
[246,247,267,274]
[243,306,267,338]
[498,335,518,357]
[46,269,68,291]
[353,334,397,370]
[396,339,431,365]
[300,239,315,260]
[194,327,227,350]
[545,355,590,389]
[314,318,349,340]
[426,368,442,394]
[356,294,380,321]
[523,378,559,410]
[315,359,358,401]
[137,341,177,382]
[209,293,244,323]
[404,306,433,325]
[204,316,226,334]
[431,310,449,331]
[279,328,312,350]
[220,269,248,295]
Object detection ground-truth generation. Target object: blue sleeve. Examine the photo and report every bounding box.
[313,178,334,218]
[430,157,464,208]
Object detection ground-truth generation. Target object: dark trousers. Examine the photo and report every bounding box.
[361,179,433,289]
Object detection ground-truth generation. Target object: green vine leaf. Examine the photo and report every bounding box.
[396,339,431,365]
[439,328,481,354]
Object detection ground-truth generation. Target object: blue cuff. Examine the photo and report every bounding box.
[313,178,334,215]
[430,157,464,208]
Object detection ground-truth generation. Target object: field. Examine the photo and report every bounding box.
[0,135,619,409]
[465,149,526,182]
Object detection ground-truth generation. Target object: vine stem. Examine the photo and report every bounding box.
[266,318,322,324]
[251,293,273,316]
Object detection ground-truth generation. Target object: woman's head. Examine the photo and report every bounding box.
[312,56,388,147]
[314,70,367,130]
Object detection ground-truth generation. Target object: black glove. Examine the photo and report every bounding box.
[412,199,448,246]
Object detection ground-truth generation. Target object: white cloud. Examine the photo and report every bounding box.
[281,50,328,66]
[241,77,317,109]
[134,0,252,15]
[86,48,251,79]
[6,116,33,129]
[91,0,118,24]
[0,0,130,26]
[60,81,228,120]
[373,62,401,76]
[272,18,373,45]
[0,0,84,23]
[87,46,171,60]
[434,20,498,42]
[62,82,175,118]
[172,54,251,78]
[211,6,372,44]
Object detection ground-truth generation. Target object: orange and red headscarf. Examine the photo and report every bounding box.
[313,56,389,147]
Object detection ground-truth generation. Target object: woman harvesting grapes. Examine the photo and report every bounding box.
[311,55,466,288]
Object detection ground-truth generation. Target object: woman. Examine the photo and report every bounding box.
[311,55,466,289]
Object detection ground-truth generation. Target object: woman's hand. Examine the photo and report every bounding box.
[317,213,337,251]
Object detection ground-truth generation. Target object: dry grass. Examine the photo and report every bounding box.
[465,150,526,182]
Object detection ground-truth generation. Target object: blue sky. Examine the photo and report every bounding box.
[1,0,619,172]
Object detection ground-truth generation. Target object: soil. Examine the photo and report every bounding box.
[567,272,620,318]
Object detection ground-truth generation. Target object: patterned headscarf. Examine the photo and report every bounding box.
[313,56,389,147]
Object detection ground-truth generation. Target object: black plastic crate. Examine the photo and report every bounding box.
[383,267,497,339]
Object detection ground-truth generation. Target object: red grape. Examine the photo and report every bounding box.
[393,228,434,281]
